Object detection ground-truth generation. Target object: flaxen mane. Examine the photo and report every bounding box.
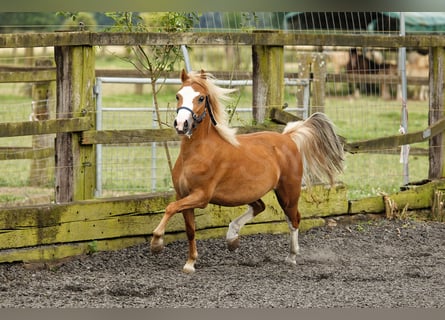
[187,71,240,147]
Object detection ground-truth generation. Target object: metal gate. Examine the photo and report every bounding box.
[94,76,310,196]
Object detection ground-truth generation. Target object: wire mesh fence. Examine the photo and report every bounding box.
[0,12,442,206]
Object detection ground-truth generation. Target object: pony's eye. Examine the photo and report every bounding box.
[198,96,205,103]
[175,95,180,101]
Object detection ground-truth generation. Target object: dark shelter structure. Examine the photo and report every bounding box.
[284,12,445,34]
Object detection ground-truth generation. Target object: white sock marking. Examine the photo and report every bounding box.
[226,206,254,241]
[285,216,299,264]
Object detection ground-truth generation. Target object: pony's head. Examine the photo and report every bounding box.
[173,69,239,146]
[174,69,209,137]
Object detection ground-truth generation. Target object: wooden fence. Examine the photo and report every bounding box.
[0,31,444,264]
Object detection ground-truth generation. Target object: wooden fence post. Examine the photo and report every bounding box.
[311,53,326,114]
[295,52,326,116]
[54,45,96,203]
[252,31,284,124]
[428,46,445,179]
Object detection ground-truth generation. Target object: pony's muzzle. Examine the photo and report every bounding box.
[174,118,191,136]
[175,107,196,136]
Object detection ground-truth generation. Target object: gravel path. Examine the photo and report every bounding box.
[1,219,444,308]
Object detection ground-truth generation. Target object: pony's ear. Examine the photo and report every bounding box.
[180,69,189,82]
[199,69,207,79]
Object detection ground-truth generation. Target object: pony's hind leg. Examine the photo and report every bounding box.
[226,199,265,251]
[275,190,301,265]
[284,213,300,265]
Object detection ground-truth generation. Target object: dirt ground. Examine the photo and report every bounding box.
[0,218,444,308]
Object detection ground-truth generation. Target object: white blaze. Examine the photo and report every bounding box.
[175,86,200,132]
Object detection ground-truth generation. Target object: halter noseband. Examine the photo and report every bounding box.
[176,106,207,125]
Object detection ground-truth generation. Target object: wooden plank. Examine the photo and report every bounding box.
[299,184,349,217]
[0,237,149,264]
[0,147,53,160]
[0,180,441,264]
[349,196,385,214]
[81,128,179,144]
[0,185,347,251]
[0,69,428,87]
[348,180,445,214]
[1,32,445,49]
[80,125,283,145]
[0,118,91,137]
[0,193,174,229]
[269,107,303,124]
[0,218,328,264]
[0,68,428,87]
[0,70,56,82]
[346,116,445,153]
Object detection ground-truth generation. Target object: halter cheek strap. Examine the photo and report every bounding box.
[205,96,218,126]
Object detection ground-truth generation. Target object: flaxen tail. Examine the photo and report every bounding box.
[283,112,344,186]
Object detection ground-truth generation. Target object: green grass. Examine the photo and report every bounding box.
[0,80,431,199]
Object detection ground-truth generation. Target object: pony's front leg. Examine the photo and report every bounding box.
[182,209,197,273]
[150,190,208,272]
[150,202,177,254]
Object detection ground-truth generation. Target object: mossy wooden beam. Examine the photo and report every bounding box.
[0,69,428,87]
[2,32,445,48]
[0,70,55,82]
[0,180,443,264]
[0,219,328,265]
[80,125,283,145]
[0,186,346,251]
[0,237,150,265]
[0,118,91,138]
[348,179,445,214]
[269,107,302,124]
[346,116,445,153]
[0,147,53,161]
[81,128,179,144]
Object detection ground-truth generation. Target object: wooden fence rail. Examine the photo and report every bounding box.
[0,67,431,85]
[1,32,445,48]
[0,118,91,137]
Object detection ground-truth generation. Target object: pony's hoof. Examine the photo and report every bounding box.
[150,238,164,254]
[182,264,196,274]
[285,255,297,265]
[227,237,240,251]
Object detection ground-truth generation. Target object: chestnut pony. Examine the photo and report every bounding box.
[151,70,344,273]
